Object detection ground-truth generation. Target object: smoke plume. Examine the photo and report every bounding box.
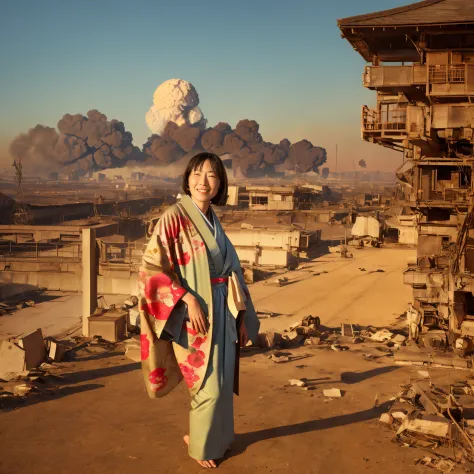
[146,79,207,135]
[9,78,327,178]
[9,110,143,174]
[358,159,367,168]
[143,119,326,177]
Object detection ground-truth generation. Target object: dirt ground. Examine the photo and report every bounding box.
[2,245,467,474]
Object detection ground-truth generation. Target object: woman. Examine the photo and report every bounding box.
[138,152,260,468]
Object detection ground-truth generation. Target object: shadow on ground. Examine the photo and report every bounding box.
[227,401,391,460]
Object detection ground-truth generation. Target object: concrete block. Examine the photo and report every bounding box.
[88,311,127,342]
[48,341,68,362]
[0,341,26,380]
[323,388,342,398]
[18,329,46,369]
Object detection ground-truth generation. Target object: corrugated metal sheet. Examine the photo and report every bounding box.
[338,0,474,28]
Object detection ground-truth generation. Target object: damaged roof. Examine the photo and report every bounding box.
[338,0,474,28]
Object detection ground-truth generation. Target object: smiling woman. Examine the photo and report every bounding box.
[138,151,259,469]
[182,152,229,212]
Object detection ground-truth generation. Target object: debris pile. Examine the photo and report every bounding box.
[257,317,408,355]
[379,377,474,469]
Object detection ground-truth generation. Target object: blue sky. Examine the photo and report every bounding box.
[0,0,411,172]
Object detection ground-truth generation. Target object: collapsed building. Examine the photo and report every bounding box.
[339,0,474,352]
[226,184,331,210]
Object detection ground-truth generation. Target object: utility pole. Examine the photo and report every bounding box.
[335,144,338,176]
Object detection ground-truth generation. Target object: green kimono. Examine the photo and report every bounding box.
[138,195,260,460]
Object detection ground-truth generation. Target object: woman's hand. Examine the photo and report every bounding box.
[182,292,208,335]
[239,319,248,348]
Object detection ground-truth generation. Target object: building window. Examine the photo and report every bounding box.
[252,196,268,205]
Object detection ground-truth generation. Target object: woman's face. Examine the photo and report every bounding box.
[188,160,220,206]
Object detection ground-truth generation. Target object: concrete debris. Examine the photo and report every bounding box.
[415,456,456,474]
[47,340,68,362]
[269,352,291,363]
[18,329,46,369]
[331,344,349,352]
[323,388,342,398]
[13,384,33,396]
[392,334,407,344]
[256,331,283,349]
[379,378,474,468]
[268,277,289,287]
[418,370,430,379]
[370,329,394,342]
[289,379,306,387]
[341,323,354,337]
[128,308,140,327]
[0,341,26,381]
[379,413,393,425]
[88,310,127,342]
[123,296,139,308]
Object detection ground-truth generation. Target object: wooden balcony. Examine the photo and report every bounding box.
[428,64,474,97]
[363,65,427,89]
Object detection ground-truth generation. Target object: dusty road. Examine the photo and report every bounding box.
[1,245,446,474]
[255,246,415,331]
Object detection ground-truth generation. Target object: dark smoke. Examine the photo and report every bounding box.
[358,159,367,169]
[143,119,327,177]
[9,110,143,174]
[10,111,327,178]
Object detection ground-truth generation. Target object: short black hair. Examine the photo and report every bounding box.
[182,152,228,206]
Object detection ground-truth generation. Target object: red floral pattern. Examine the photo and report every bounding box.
[179,363,200,388]
[144,274,186,320]
[148,368,168,392]
[185,324,199,336]
[176,250,191,266]
[140,334,150,361]
[191,336,206,350]
[187,350,205,368]
[168,215,193,240]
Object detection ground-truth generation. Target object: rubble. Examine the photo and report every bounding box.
[269,352,291,363]
[18,329,46,369]
[0,341,26,380]
[13,384,33,396]
[379,378,474,469]
[323,388,342,398]
[289,379,306,388]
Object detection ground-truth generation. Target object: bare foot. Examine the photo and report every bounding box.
[183,435,217,469]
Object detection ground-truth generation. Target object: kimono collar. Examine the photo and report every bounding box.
[179,195,224,271]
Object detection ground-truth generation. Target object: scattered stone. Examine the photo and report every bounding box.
[269,352,291,363]
[341,323,354,337]
[392,334,407,344]
[123,296,139,308]
[13,384,33,396]
[370,329,394,342]
[268,277,289,287]
[18,328,46,369]
[305,337,321,345]
[47,340,68,362]
[0,341,26,380]
[256,331,283,349]
[289,379,306,387]
[323,388,342,398]
[379,413,393,425]
[331,344,349,352]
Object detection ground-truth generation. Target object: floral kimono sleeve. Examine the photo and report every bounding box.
[138,208,187,398]
[139,210,187,330]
